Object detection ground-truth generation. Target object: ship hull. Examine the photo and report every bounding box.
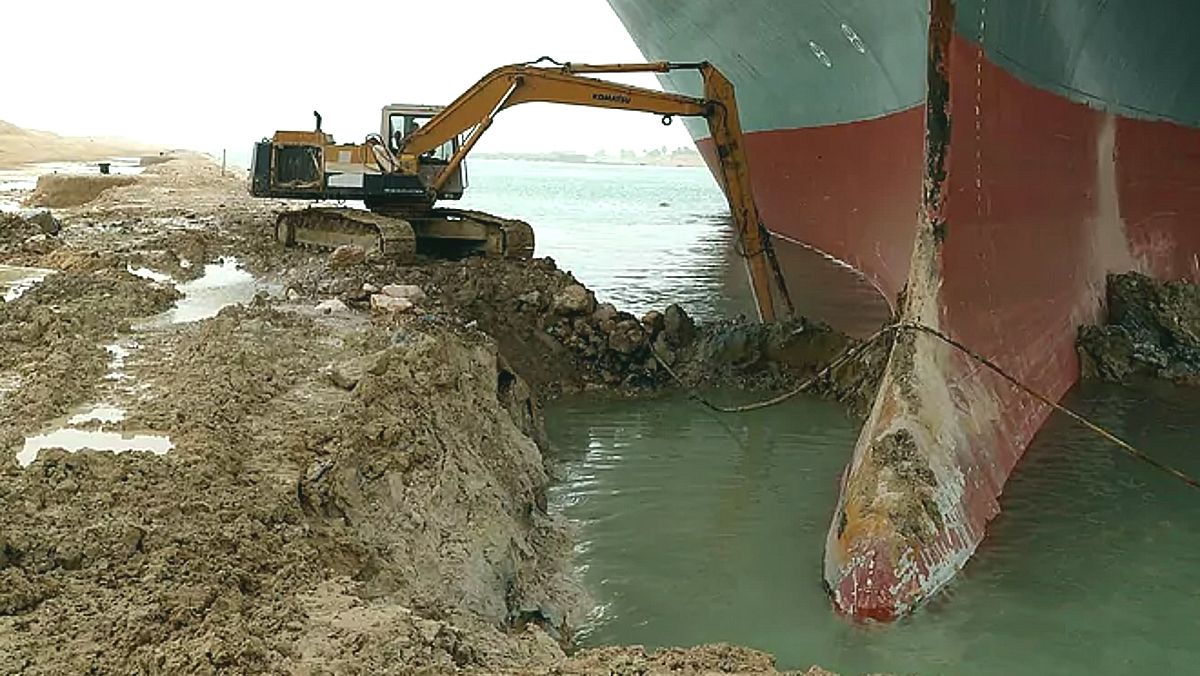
[608,0,1200,619]
[826,0,1200,620]
[607,1,928,303]
[692,112,925,304]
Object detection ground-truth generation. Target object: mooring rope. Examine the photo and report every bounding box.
[651,322,1200,491]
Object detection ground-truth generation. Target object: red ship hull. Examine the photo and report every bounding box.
[825,12,1200,620]
[610,0,1200,618]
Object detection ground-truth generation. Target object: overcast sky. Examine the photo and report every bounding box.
[4,0,694,158]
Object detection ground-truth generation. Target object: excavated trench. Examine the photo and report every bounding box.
[0,156,864,674]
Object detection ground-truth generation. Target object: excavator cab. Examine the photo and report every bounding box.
[381,104,466,200]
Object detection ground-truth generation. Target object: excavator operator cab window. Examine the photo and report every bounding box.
[388,113,457,162]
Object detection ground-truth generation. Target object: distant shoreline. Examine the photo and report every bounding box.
[474,150,706,168]
[0,120,160,170]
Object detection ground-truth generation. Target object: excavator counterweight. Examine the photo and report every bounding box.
[249,60,791,321]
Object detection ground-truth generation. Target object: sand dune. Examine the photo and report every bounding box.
[0,120,158,168]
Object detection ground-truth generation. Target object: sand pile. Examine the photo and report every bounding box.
[27,174,139,208]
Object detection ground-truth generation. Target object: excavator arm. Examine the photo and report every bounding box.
[397,60,793,323]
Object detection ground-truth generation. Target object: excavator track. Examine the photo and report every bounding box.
[275,208,417,260]
[428,209,535,260]
[274,207,535,261]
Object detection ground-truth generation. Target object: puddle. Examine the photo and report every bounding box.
[141,257,261,326]
[0,373,21,403]
[17,428,173,467]
[104,341,136,381]
[0,264,54,301]
[0,179,37,192]
[126,264,174,284]
[68,405,127,425]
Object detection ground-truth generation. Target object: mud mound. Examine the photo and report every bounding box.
[1078,272,1200,383]
[0,211,58,243]
[27,174,138,208]
[0,211,62,263]
[0,302,581,673]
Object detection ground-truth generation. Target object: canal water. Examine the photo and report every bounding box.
[463,159,1200,674]
[458,158,890,334]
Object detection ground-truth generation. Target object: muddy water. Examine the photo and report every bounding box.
[18,427,173,467]
[467,160,1200,671]
[0,264,53,301]
[138,257,262,326]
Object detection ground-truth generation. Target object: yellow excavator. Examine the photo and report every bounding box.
[249,58,792,321]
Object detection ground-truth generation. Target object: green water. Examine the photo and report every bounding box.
[463,158,1200,673]
[546,385,1200,674]
[459,158,734,319]
[459,159,890,333]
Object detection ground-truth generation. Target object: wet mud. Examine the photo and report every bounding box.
[1078,272,1200,384]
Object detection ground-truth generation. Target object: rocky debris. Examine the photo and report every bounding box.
[279,251,879,407]
[662,302,696,347]
[1078,272,1200,384]
[552,283,595,316]
[328,243,367,268]
[370,293,415,313]
[545,303,670,387]
[314,298,350,315]
[380,283,427,303]
[327,349,390,390]
[592,302,617,323]
[642,309,665,335]
[608,318,646,355]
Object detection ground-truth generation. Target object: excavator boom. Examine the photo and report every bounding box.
[394,60,790,321]
[250,60,793,322]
